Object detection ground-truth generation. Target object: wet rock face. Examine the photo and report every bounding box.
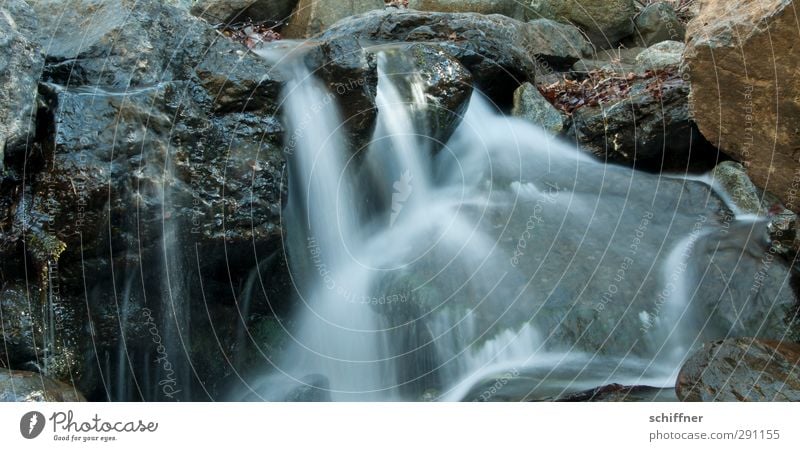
[300,38,473,151]
[0,0,293,400]
[319,9,581,104]
[684,0,800,211]
[376,44,474,145]
[569,71,698,166]
[0,0,43,169]
[0,368,86,401]
[677,339,800,401]
[0,285,42,369]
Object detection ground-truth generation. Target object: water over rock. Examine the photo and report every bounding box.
[0,369,86,401]
[0,0,42,170]
[319,9,583,103]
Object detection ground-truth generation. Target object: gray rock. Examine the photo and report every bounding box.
[633,1,686,47]
[283,0,385,38]
[319,9,583,102]
[572,46,644,74]
[0,369,86,401]
[528,18,593,63]
[525,0,637,47]
[677,339,800,401]
[511,82,565,135]
[408,0,525,20]
[635,40,684,71]
[711,161,766,216]
[191,0,298,24]
[0,0,43,169]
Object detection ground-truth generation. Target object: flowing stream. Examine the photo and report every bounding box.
[240,47,794,401]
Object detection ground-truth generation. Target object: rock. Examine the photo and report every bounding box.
[526,0,637,47]
[711,161,766,216]
[633,1,686,47]
[527,19,593,65]
[0,0,43,169]
[684,0,800,211]
[569,71,697,165]
[635,40,685,71]
[0,369,86,401]
[3,0,290,400]
[552,384,675,402]
[512,82,566,135]
[302,36,379,149]
[377,44,474,145]
[0,284,44,370]
[285,374,331,401]
[319,9,582,102]
[572,47,644,75]
[282,0,385,38]
[407,0,525,20]
[300,38,472,152]
[191,0,298,24]
[677,338,800,401]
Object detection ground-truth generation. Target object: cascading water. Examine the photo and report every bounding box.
[243,46,795,401]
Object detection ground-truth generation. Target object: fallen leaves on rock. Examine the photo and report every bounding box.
[219,21,281,49]
[539,68,685,116]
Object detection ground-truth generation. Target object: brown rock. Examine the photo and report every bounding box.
[676,338,800,401]
[684,0,800,211]
[283,0,385,38]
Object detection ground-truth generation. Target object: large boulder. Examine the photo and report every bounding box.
[677,339,800,401]
[191,0,298,24]
[632,1,686,47]
[0,369,86,401]
[684,0,800,211]
[282,0,385,38]
[526,0,637,47]
[407,0,525,20]
[2,0,292,400]
[0,0,43,170]
[319,9,584,103]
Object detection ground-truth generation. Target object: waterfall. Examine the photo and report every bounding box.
[241,45,784,401]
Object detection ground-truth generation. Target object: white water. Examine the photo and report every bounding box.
[244,47,788,401]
